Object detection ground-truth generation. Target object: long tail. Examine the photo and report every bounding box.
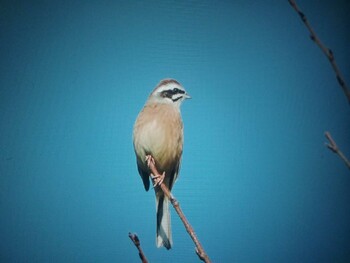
[156,193,172,249]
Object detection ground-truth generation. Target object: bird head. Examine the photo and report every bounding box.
[148,79,191,107]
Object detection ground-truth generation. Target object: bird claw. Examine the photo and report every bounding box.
[145,155,165,187]
[151,171,165,187]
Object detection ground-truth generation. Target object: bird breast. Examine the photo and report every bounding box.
[134,103,183,172]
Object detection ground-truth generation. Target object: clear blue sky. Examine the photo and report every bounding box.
[1,1,350,262]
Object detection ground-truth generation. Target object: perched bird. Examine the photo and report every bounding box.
[133,79,190,249]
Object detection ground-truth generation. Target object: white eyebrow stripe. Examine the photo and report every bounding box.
[151,79,185,94]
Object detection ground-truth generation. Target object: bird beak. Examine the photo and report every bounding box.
[184,93,191,99]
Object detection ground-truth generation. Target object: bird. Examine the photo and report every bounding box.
[133,79,190,249]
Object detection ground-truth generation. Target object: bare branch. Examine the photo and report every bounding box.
[147,156,212,263]
[288,0,350,104]
[325,131,350,170]
[128,232,148,263]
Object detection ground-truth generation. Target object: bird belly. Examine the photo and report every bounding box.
[136,119,179,171]
[133,103,183,191]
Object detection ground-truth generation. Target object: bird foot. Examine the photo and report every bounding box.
[145,155,165,187]
[151,171,165,187]
[145,155,155,167]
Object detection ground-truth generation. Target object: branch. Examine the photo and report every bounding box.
[288,0,350,104]
[147,156,212,263]
[128,232,148,263]
[325,131,350,170]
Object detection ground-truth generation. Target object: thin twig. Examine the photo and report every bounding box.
[147,156,211,263]
[128,232,148,263]
[288,0,350,104]
[325,131,350,169]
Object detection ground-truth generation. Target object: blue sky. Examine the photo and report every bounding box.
[1,1,350,262]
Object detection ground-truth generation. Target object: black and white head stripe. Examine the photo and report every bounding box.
[160,86,185,102]
[152,79,189,103]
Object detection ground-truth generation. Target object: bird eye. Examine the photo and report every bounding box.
[173,88,179,93]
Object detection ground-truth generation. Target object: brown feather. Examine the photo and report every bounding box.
[133,102,183,192]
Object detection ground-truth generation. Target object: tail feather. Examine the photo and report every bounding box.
[156,194,172,249]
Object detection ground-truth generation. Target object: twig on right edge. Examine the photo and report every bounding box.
[325,131,350,170]
[128,232,148,263]
[288,0,350,104]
